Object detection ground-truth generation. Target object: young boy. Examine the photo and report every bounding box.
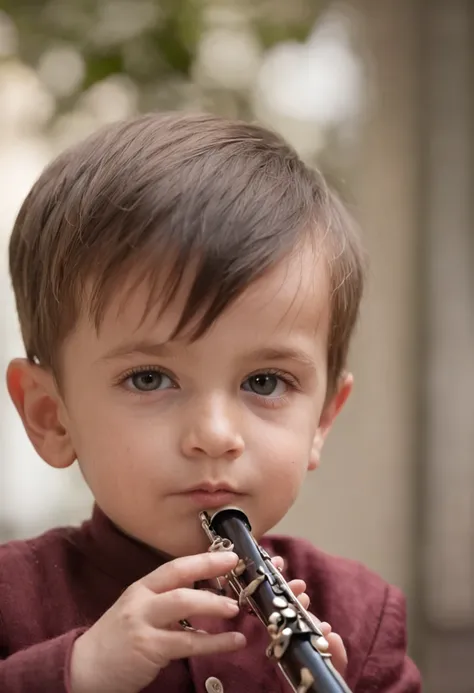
[1,112,421,693]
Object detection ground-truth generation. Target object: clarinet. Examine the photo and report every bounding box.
[200,507,352,693]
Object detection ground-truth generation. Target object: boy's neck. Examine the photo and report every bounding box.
[77,504,172,585]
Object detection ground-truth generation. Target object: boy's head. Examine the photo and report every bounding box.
[7,112,364,555]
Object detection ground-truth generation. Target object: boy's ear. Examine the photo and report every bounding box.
[6,358,76,469]
[308,372,353,471]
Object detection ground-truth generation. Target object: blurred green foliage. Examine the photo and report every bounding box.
[0,0,329,117]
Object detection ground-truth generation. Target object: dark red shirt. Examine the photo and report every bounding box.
[0,505,421,692]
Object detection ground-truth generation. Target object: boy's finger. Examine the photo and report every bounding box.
[287,578,306,597]
[318,622,347,676]
[327,632,348,675]
[141,552,239,593]
[152,627,246,666]
[294,593,310,610]
[149,588,239,627]
[320,621,332,635]
[271,555,285,571]
[287,579,310,610]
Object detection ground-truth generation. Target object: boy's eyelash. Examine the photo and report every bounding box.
[249,368,301,390]
[113,366,301,391]
[113,365,173,387]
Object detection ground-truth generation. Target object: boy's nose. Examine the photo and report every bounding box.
[180,396,245,461]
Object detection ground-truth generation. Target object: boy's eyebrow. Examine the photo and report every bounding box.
[100,339,173,361]
[244,347,316,369]
[100,342,316,368]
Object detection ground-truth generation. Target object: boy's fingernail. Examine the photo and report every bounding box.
[232,633,246,646]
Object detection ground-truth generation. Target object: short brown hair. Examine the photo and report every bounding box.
[9,112,365,394]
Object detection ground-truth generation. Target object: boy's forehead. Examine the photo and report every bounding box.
[82,246,330,348]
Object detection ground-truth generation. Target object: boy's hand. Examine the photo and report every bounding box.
[272,556,348,679]
[70,551,245,693]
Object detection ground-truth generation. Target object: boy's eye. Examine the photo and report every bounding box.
[128,370,173,392]
[242,374,286,397]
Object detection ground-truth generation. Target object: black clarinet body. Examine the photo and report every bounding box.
[199,507,352,693]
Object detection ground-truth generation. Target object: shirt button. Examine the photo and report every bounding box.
[205,676,224,693]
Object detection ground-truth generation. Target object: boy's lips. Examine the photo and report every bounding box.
[178,482,244,509]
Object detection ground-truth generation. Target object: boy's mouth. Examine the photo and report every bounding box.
[178,482,244,509]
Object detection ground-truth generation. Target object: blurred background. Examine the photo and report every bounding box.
[0,0,472,690]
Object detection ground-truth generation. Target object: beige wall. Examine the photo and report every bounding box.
[277,0,419,600]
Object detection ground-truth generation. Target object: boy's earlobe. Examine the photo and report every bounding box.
[308,430,325,471]
[308,372,354,471]
[6,358,76,469]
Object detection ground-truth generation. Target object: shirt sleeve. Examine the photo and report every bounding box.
[356,584,422,693]
[0,623,86,693]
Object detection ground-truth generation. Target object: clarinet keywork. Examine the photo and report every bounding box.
[199,507,353,693]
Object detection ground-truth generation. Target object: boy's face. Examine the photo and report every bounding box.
[9,246,351,557]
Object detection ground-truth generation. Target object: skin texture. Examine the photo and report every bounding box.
[7,245,352,692]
